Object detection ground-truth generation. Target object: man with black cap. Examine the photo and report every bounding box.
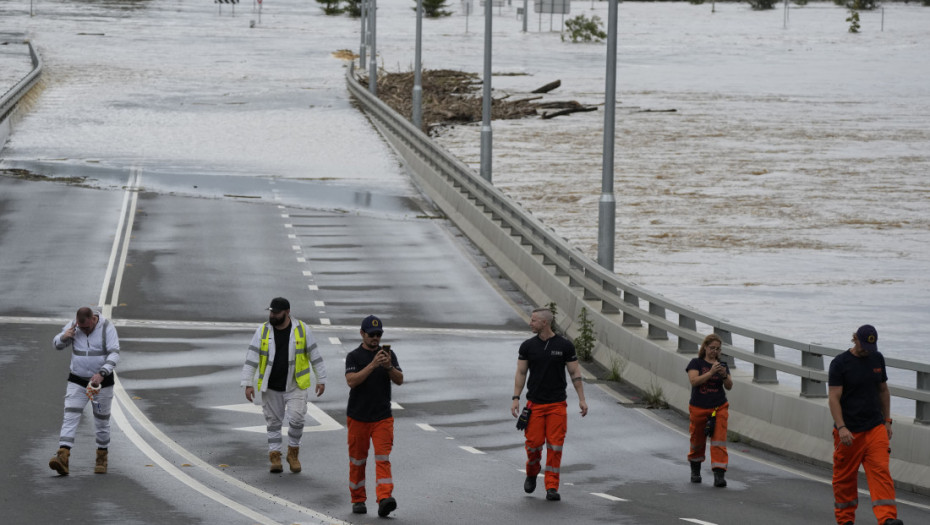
[828,324,903,525]
[241,297,327,474]
[345,314,403,517]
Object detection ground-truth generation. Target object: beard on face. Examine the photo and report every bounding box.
[269,312,286,326]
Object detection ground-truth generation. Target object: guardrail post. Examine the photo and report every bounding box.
[714,328,735,368]
[622,292,641,327]
[753,339,778,384]
[601,283,620,314]
[800,349,827,398]
[677,314,697,353]
[647,303,668,340]
[917,371,930,424]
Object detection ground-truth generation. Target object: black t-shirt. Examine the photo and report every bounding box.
[345,345,401,422]
[519,334,577,404]
[686,358,729,409]
[828,349,888,433]
[266,324,291,392]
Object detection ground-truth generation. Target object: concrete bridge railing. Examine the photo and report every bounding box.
[345,64,930,495]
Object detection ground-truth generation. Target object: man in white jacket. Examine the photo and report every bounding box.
[49,306,120,475]
[241,297,327,473]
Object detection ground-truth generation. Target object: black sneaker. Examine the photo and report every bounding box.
[378,497,397,518]
[884,519,904,525]
[545,488,561,501]
[352,502,366,514]
[524,475,537,494]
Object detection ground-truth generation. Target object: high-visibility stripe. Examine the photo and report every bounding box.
[376,478,393,484]
[350,480,366,489]
[872,499,896,507]
[835,499,858,509]
[548,444,563,452]
[375,455,390,461]
[350,457,367,466]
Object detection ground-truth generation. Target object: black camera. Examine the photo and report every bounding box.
[516,406,531,431]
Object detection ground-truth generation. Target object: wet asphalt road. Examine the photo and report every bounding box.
[3,173,930,525]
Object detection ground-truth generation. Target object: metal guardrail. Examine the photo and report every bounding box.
[0,37,42,123]
[345,64,930,422]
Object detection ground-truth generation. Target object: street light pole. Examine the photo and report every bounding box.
[479,0,493,182]
[360,0,367,67]
[598,0,618,271]
[368,0,378,95]
[413,0,424,130]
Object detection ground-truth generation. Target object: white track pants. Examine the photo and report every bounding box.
[58,382,113,449]
[261,388,308,452]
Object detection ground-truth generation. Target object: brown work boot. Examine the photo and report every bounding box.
[269,450,283,473]
[49,447,70,476]
[94,449,108,474]
[286,446,301,473]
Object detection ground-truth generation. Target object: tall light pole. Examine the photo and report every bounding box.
[479,0,493,182]
[413,0,424,130]
[598,0,618,271]
[360,0,367,67]
[368,0,378,95]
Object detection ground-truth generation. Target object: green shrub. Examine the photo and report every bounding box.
[562,14,607,43]
[847,9,861,32]
[573,307,596,362]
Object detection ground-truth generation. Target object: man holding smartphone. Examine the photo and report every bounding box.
[49,306,120,475]
[345,315,403,517]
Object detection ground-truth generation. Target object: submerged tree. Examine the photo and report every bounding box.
[416,0,452,18]
[344,0,362,17]
[316,0,343,15]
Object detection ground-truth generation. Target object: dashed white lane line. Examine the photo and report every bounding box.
[680,519,718,525]
[328,337,341,345]
[314,300,324,306]
[304,271,314,277]
[308,285,318,291]
[320,318,330,325]
[591,492,628,502]
[297,257,306,262]
[416,423,437,432]
[459,446,485,455]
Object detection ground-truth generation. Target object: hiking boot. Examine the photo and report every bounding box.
[352,502,367,514]
[49,447,70,476]
[546,488,561,501]
[884,519,904,525]
[286,446,301,473]
[377,497,397,517]
[94,448,108,474]
[713,468,727,488]
[524,475,537,493]
[690,461,702,483]
[269,450,283,473]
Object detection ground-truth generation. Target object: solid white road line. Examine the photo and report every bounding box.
[113,379,350,525]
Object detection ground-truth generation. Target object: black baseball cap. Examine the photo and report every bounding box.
[267,297,290,312]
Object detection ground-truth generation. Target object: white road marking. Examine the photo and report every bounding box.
[591,492,628,502]
[459,446,485,455]
[303,271,314,277]
[320,318,331,325]
[680,519,718,525]
[288,234,296,239]
[291,245,300,251]
[113,380,349,525]
[314,300,324,306]
[416,423,437,432]
[308,285,318,291]
[213,402,343,432]
[281,214,289,218]
[284,223,293,228]
[328,337,341,345]
[391,401,403,410]
[297,257,306,262]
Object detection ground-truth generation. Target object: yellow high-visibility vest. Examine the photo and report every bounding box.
[257,320,310,390]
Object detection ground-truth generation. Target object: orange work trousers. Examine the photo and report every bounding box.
[524,400,567,491]
[832,423,897,525]
[347,416,394,504]
[687,403,728,470]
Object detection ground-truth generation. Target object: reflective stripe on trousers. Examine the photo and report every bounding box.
[347,416,394,503]
[832,423,897,525]
[687,402,728,470]
[261,388,308,451]
[524,400,567,491]
[59,381,113,449]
